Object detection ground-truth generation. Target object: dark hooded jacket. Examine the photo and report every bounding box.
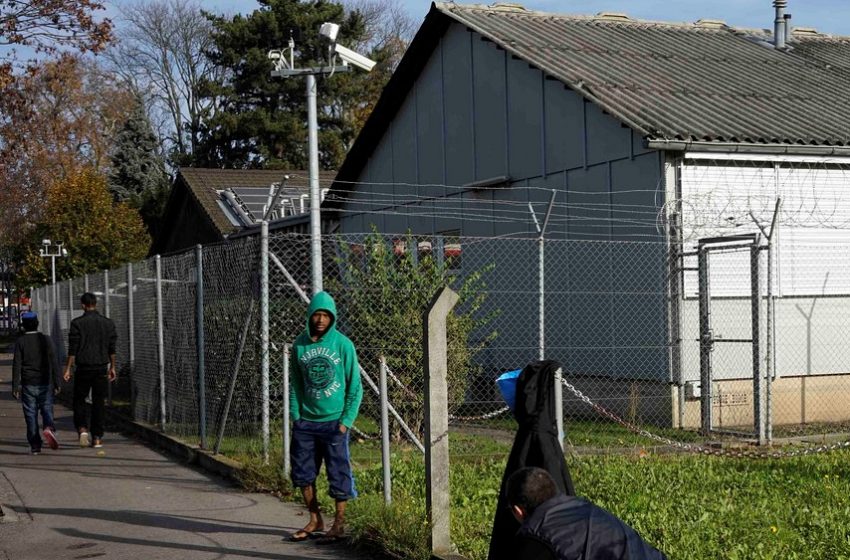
[488,360,576,560]
[515,494,668,560]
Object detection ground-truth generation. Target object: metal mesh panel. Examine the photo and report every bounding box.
[108,265,132,407]
[203,236,262,455]
[160,250,199,438]
[132,258,160,424]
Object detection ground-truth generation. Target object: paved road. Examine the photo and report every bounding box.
[0,353,358,560]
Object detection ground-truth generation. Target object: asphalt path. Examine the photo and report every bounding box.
[0,352,360,560]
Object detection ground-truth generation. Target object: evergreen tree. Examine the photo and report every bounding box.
[109,96,171,238]
[192,0,378,169]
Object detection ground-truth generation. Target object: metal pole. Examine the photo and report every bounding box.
[104,270,112,406]
[127,263,135,403]
[283,343,291,478]
[261,221,270,464]
[196,245,207,449]
[155,255,166,429]
[307,74,322,295]
[380,356,392,505]
[752,242,765,445]
[530,191,561,447]
[698,245,712,435]
[84,273,89,293]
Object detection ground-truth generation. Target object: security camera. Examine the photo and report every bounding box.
[319,22,340,42]
[333,43,376,72]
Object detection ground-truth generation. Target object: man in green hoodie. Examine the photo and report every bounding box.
[288,291,363,544]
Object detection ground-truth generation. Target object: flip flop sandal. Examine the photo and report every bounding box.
[288,530,315,542]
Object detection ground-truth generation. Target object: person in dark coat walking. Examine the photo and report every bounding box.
[488,360,576,560]
[62,292,117,449]
[507,467,668,560]
[12,311,61,454]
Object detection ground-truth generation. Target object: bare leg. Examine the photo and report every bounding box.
[292,484,324,539]
[325,500,347,537]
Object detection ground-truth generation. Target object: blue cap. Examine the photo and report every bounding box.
[21,311,37,320]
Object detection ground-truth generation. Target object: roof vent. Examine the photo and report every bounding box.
[695,19,727,29]
[595,12,632,22]
[792,27,821,36]
[489,2,526,11]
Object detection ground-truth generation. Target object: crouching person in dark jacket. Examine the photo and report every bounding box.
[507,467,668,560]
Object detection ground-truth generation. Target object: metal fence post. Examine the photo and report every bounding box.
[127,263,135,416]
[104,270,112,406]
[752,243,765,445]
[196,244,206,449]
[697,245,712,435]
[261,221,270,464]
[283,343,291,478]
[155,255,166,429]
[380,356,392,505]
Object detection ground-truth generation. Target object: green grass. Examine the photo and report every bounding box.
[226,432,850,560]
[129,411,850,559]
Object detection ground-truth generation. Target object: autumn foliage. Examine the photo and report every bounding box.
[16,168,150,289]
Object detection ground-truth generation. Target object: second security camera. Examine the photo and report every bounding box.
[333,43,376,72]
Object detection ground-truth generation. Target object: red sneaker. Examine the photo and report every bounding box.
[42,428,59,450]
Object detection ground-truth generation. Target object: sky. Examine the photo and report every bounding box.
[194,0,850,36]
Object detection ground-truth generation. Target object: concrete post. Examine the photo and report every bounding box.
[424,286,459,558]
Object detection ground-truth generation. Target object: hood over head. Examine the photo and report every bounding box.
[306,291,338,338]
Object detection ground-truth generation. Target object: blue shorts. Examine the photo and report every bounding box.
[290,419,357,501]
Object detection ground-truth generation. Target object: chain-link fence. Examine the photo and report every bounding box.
[29,229,850,465]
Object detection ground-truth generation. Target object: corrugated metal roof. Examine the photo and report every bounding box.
[177,168,336,235]
[435,2,850,146]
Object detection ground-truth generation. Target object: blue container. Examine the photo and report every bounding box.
[496,369,522,411]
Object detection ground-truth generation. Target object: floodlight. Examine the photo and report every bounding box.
[61,248,68,257]
[42,239,51,246]
[268,50,281,60]
[333,43,376,72]
[319,22,340,42]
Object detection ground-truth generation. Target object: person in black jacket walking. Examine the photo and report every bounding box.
[12,311,61,454]
[62,292,117,448]
[507,467,667,560]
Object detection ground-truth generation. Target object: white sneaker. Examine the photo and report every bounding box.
[79,431,91,448]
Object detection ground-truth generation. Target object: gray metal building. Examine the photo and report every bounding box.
[326,2,850,428]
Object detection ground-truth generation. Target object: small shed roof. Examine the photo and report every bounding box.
[177,168,336,236]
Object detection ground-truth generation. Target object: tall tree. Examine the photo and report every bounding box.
[0,0,113,86]
[108,94,171,240]
[192,0,408,170]
[106,0,222,164]
[15,168,150,289]
[0,55,133,248]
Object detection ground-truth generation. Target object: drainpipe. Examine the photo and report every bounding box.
[773,1,787,49]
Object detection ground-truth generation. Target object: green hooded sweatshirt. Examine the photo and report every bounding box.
[289,291,362,428]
